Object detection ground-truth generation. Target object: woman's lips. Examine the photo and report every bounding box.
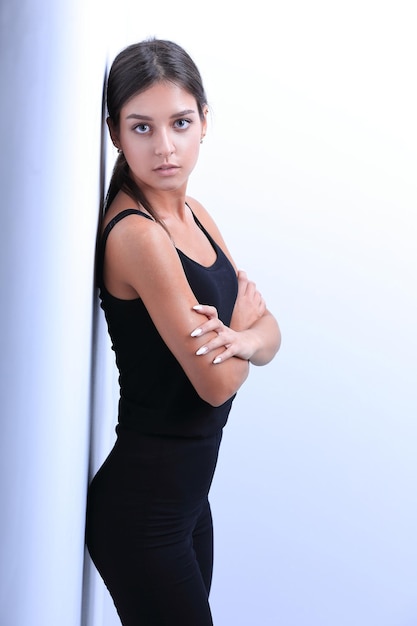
[154,164,180,176]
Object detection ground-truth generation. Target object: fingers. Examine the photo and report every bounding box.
[211,345,237,365]
[191,304,236,362]
[192,304,218,319]
[191,317,229,347]
[196,341,236,364]
[237,270,249,296]
[191,304,221,339]
[237,272,266,318]
[190,317,223,337]
[237,270,258,300]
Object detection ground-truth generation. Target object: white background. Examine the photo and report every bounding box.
[1,1,416,625]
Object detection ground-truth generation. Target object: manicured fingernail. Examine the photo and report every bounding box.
[213,356,222,364]
[193,305,203,310]
[196,346,208,356]
[191,328,203,337]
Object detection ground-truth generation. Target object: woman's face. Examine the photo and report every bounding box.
[109,82,207,196]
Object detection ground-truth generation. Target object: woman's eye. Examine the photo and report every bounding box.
[134,123,150,134]
[174,119,191,129]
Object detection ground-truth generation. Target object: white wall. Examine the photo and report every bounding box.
[1,1,416,625]
[0,0,108,624]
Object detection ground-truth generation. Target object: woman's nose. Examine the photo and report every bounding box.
[155,129,175,157]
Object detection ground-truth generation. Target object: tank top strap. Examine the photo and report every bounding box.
[102,209,153,247]
[97,209,153,287]
[185,202,218,249]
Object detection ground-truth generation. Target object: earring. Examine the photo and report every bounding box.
[200,138,204,144]
[117,148,122,154]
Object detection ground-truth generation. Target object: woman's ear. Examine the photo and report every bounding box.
[107,117,121,151]
[201,106,209,141]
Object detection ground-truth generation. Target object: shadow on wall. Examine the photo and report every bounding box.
[81,65,112,626]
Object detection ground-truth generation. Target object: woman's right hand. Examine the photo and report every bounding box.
[230,270,266,332]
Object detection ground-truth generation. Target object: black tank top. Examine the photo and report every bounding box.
[98,207,238,438]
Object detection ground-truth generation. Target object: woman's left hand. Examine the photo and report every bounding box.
[191,304,253,364]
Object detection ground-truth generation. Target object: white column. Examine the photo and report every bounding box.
[0,0,109,623]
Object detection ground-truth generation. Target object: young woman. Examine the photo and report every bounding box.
[86,38,281,626]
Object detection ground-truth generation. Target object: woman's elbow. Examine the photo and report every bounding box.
[199,387,235,408]
[195,362,249,406]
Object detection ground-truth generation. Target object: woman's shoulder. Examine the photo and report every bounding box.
[102,205,173,282]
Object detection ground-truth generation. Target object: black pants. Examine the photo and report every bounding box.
[86,428,222,626]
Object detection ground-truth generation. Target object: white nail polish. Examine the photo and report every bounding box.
[196,346,208,356]
[213,356,222,364]
[191,328,203,337]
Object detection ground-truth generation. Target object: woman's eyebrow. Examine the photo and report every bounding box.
[125,109,196,121]
[170,109,196,118]
[125,113,153,120]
